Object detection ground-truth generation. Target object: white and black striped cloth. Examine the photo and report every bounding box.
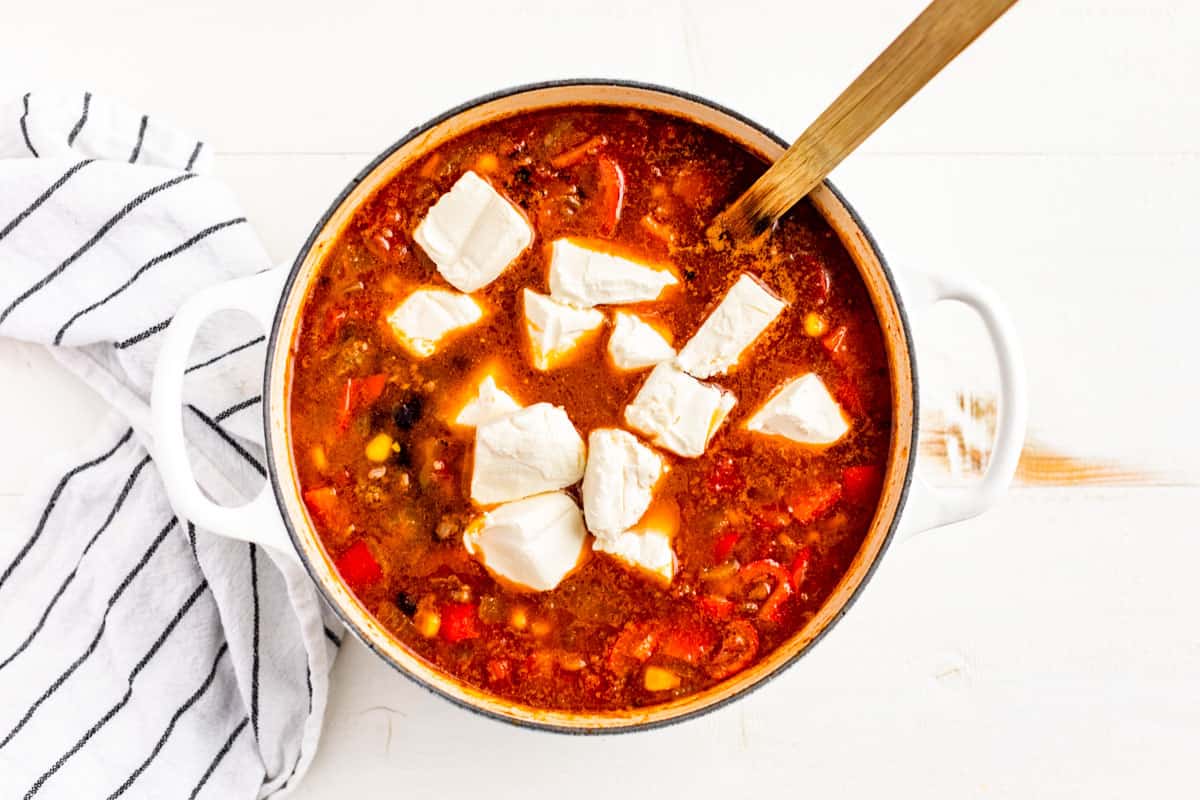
[0,91,343,799]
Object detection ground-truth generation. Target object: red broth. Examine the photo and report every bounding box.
[289,107,891,711]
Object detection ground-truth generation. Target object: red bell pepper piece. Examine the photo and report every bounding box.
[550,134,608,169]
[334,540,382,591]
[713,530,740,561]
[659,624,716,665]
[440,602,481,643]
[842,465,883,507]
[303,486,340,527]
[822,325,849,363]
[707,620,759,680]
[789,546,813,591]
[738,559,793,622]
[596,155,625,237]
[787,480,843,525]
[606,621,658,675]
[704,455,744,495]
[697,595,734,620]
[335,373,388,432]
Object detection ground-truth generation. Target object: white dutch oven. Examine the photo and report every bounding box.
[150,81,1027,733]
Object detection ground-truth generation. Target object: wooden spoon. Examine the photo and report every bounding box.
[716,0,1019,243]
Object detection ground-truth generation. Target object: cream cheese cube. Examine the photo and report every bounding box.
[523,289,606,371]
[676,274,787,378]
[548,238,677,307]
[454,374,522,428]
[386,287,483,358]
[624,362,736,458]
[592,528,676,585]
[746,373,849,445]
[471,402,586,505]
[581,428,664,536]
[464,492,588,591]
[607,311,675,371]
[414,171,533,293]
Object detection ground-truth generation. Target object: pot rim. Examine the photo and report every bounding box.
[262,78,919,734]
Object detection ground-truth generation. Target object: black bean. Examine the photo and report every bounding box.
[683,269,697,282]
[393,396,423,429]
[395,591,417,617]
[513,165,531,184]
[393,442,411,467]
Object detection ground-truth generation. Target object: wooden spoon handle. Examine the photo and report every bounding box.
[720,0,1018,241]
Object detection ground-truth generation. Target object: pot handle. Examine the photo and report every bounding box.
[894,268,1028,540]
[150,267,298,559]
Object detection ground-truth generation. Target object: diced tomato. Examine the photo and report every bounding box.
[787,480,843,525]
[789,546,813,591]
[707,620,759,681]
[835,380,865,416]
[660,624,716,665]
[822,325,850,364]
[697,595,734,620]
[357,373,387,405]
[714,530,740,561]
[752,508,792,536]
[606,621,658,676]
[335,380,356,432]
[550,134,608,169]
[738,559,793,622]
[321,307,348,342]
[704,456,744,495]
[596,155,625,237]
[814,266,832,305]
[485,657,512,684]
[842,465,883,506]
[334,540,382,591]
[335,373,388,432]
[440,602,481,643]
[640,213,676,244]
[303,486,340,527]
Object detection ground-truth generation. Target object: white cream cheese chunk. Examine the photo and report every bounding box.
[607,311,675,371]
[593,529,676,585]
[471,402,586,505]
[548,238,677,307]
[414,171,533,293]
[386,287,483,358]
[591,502,679,585]
[624,362,736,458]
[581,428,664,536]
[676,274,787,378]
[746,373,850,445]
[523,289,606,371]
[454,374,522,428]
[464,492,587,591]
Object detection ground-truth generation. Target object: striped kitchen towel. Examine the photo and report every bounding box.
[0,91,343,799]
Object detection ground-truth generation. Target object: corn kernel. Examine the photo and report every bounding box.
[311,445,328,472]
[643,666,681,691]
[509,607,528,631]
[414,609,441,639]
[803,312,828,337]
[475,153,499,173]
[559,654,587,672]
[365,433,393,463]
[530,619,552,638]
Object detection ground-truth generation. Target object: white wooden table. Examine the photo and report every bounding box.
[3,0,1197,796]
